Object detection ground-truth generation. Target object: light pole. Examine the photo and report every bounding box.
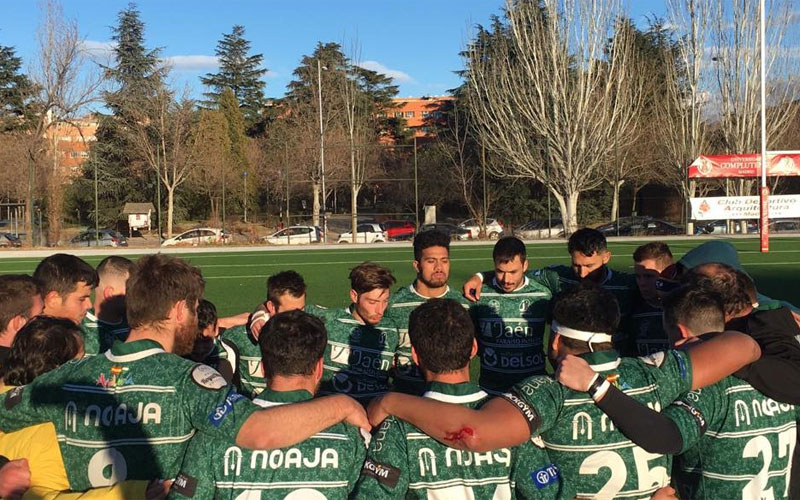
[759,0,769,252]
[243,170,248,223]
[317,58,328,243]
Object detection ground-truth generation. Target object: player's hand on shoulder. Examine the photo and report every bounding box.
[336,394,371,432]
[463,274,482,302]
[555,354,597,392]
[146,479,170,500]
[650,485,679,500]
[249,310,269,340]
[0,458,30,500]
[367,394,391,427]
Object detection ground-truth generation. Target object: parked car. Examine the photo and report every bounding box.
[598,218,682,237]
[69,229,128,248]
[161,228,229,247]
[694,219,758,235]
[0,232,22,248]
[418,223,471,241]
[382,220,416,241]
[769,218,800,233]
[338,223,388,244]
[264,225,322,245]
[458,218,504,239]
[513,219,565,239]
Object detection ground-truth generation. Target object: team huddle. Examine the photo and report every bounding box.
[0,228,799,499]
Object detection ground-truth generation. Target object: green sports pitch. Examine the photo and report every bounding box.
[0,236,798,316]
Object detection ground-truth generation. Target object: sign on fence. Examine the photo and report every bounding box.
[690,195,800,220]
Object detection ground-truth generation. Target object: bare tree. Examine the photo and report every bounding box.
[24,0,103,244]
[466,0,643,233]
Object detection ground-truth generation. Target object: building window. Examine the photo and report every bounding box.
[80,151,89,158]
[70,151,79,158]
[421,111,430,118]
[405,111,415,118]
[394,111,403,118]
[376,112,386,118]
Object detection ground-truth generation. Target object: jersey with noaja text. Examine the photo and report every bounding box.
[222,324,265,398]
[0,339,257,492]
[79,309,130,356]
[386,284,468,395]
[665,375,797,499]
[352,381,563,500]
[471,276,552,395]
[168,388,367,500]
[312,305,400,405]
[503,349,693,499]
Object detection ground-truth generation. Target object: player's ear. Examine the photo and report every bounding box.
[677,323,692,340]
[174,299,186,323]
[551,332,562,354]
[411,346,420,366]
[522,258,529,273]
[602,251,611,265]
[102,285,115,301]
[349,289,358,304]
[313,358,324,381]
[8,314,27,335]
[469,338,478,359]
[412,259,420,274]
[44,290,62,312]
[265,300,277,316]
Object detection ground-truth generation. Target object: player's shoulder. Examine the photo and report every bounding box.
[511,374,560,399]
[221,323,249,341]
[543,264,571,276]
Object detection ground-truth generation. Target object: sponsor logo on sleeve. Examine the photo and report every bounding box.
[191,364,228,390]
[500,390,541,433]
[361,458,401,488]
[531,463,560,490]
[208,391,246,428]
[4,386,23,410]
[673,400,707,434]
[171,472,198,497]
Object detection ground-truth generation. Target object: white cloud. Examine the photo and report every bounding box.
[80,40,116,58]
[163,55,219,72]
[357,60,414,83]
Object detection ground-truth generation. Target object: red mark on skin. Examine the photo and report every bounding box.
[445,427,474,442]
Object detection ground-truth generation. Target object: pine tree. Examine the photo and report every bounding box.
[0,43,37,132]
[201,25,267,131]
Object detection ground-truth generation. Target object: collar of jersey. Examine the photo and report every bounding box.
[578,350,621,372]
[84,308,126,327]
[409,283,451,299]
[423,381,487,404]
[490,276,530,293]
[253,388,314,406]
[106,339,166,362]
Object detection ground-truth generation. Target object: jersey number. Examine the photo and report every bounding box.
[578,447,667,499]
[88,447,127,486]
[741,427,796,500]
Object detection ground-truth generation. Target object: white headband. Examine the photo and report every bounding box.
[551,320,613,344]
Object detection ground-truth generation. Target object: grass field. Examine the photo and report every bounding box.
[0,236,798,316]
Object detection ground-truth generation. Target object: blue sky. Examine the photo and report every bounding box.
[0,0,667,102]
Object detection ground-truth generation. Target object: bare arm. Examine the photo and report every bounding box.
[217,313,249,330]
[369,392,530,452]
[685,331,760,390]
[236,394,369,449]
[462,273,486,302]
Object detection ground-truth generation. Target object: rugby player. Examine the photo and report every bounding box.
[469,237,553,394]
[80,256,134,355]
[186,299,239,385]
[226,270,307,397]
[0,275,43,366]
[367,284,760,498]
[170,309,368,499]
[463,228,637,320]
[33,253,96,328]
[385,230,466,395]
[353,298,562,500]
[558,285,798,499]
[0,254,369,492]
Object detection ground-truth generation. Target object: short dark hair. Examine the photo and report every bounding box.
[633,242,673,266]
[349,262,396,294]
[259,310,327,381]
[663,285,725,337]
[0,275,42,332]
[568,228,607,256]
[552,283,619,352]
[266,271,307,305]
[493,236,526,264]
[96,256,135,283]
[0,316,83,386]
[33,254,98,298]
[409,299,474,373]
[413,230,450,262]
[126,254,205,329]
[197,299,218,332]
[683,263,752,318]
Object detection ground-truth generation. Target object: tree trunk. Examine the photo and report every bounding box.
[351,145,358,243]
[610,180,624,222]
[311,182,320,227]
[553,190,580,235]
[166,185,174,237]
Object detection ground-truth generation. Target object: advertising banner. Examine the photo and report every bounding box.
[688,154,800,178]
[690,195,800,220]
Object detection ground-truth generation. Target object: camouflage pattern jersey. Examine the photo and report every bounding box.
[79,309,130,356]
[221,324,265,398]
[168,388,368,500]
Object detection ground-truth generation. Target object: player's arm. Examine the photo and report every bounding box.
[0,458,30,500]
[368,392,533,453]
[167,434,214,500]
[682,331,760,389]
[217,312,249,329]
[23,481,152,500]
[247,302,269,339]
[350,417,408,499]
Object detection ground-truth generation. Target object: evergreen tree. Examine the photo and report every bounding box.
[201,25,267,131]
[0,42,37,132]
[217,87,250,218]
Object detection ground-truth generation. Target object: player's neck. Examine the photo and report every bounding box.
[269,375,317,395]
[413,279,448,299]
[425,367,471,385]
[0,330,14,348]
[126,326,174,353]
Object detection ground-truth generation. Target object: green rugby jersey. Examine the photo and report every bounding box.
[504,349,694,499]
[352,381,563,500]
[471,276,552,395]
[619,297,668,358]
[222,324,265,398]
[386,284,468,395]
[169,388,367,500]
[312,305,401,405]
[190,337,240,386]
[665,376,798,499]
[529,265,636,318]
[79,309,130,356]
[0,339,258,492]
